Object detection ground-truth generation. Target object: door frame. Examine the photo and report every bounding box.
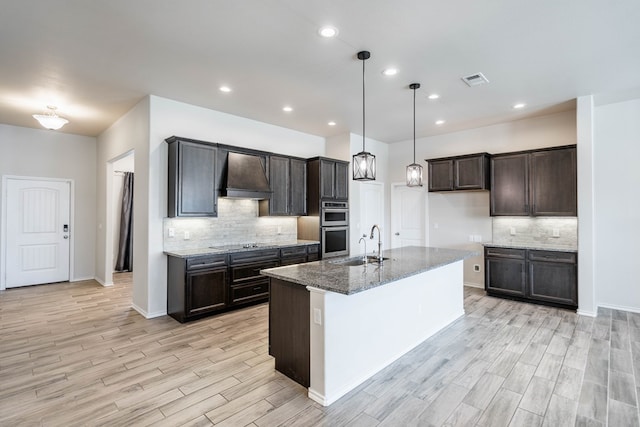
[390,182,428,248]
[1,175,75,290]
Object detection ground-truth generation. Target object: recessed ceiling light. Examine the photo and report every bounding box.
[328,121,336,126]
[435,120,445,125]
[513,103,526,109]
[219,86,232,93]
[283,106,293,112]
[382,68,398,76]
[428,93,440,100]
[318,26,338,38]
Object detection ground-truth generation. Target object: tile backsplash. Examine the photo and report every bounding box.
[492,217,578,248]
[163,198,298,251]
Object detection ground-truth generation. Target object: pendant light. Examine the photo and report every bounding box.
[406,83,423,187]
[353,50,376,181]
[32,105,69,130]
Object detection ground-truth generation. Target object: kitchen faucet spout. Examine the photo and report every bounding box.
[369,224,383,263]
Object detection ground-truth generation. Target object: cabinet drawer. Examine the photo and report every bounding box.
[229,249,279,265]
[186,254,227,270]
[280,256,307,266]
[485,247,526,260]
[230,280,269,305]
[280,246,307,258]
[231,260,279,285]
[307,244,319,254]
[528,250,576,264]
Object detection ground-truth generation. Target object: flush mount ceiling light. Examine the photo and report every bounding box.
[32,105,69,130]
[406,83,423,187]
[382,68,398,76]
[318,26,338,38]
[282,106,293,112]
[353,50,376,181]
[428,93,440,100]
[219,86,232,93]
[328,121,336,126]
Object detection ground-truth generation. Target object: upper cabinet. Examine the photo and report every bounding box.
[167,136,218,217]
[491,146,576,216]
[426,153,490,192]
[307,157,350,215]
[259,155,307,216]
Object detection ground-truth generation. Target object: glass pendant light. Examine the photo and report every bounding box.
[353,50,376,181]
[406,83,423,187]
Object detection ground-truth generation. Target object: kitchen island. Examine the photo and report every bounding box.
[261,245,475,406]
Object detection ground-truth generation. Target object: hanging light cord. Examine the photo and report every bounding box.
[413,86,416,163]
[362,55,366,152]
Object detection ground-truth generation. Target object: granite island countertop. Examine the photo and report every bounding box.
[164,239,320,258]
[483,242,578,253]
[260,246,476,295]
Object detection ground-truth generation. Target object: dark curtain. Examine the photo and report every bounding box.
[115,172,134,272]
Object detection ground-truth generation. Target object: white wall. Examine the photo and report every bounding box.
[593,97,640,312]
[0,124,97,281]
[96,98,150,315]
[387,110,577,286]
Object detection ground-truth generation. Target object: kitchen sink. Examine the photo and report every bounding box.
[330,256,389,266]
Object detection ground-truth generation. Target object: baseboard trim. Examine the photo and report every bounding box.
[92,276,113,287]
[464,282,484,289]
[597,302,640,315]
[131,302,166,319]
[576,309,597,317]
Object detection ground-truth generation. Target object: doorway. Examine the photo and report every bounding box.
[2,176,72,289]
[105,151,134,287]
[390,183,427,249]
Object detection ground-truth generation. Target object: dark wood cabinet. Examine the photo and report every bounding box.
[259,156,307,216]
[528,250,577,307]
[490,146,576,216]
[529,148,577,216]
[167,254,228,323]
[167,137,218,217]
[426,153,489,192]
[490,153,529,215]
[168,244,319,322]
[307,157,350,215]
[485,247,526,298]
[484,246,577,309]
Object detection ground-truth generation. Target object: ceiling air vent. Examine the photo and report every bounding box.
[461,72,489,87]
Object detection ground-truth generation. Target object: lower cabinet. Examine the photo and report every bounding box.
[167,244,320,323]
[484,246,577,309]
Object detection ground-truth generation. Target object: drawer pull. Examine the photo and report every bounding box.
[253,286,262,291]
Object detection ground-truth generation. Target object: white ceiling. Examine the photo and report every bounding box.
[1,0,639,142]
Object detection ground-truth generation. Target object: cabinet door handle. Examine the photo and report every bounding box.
[253,286,262,291]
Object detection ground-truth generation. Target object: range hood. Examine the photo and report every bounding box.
[222,152,272,200]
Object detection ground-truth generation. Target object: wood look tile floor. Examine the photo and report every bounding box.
[1,273,639,426]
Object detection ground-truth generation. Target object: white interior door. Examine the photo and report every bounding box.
[358,182,384,256]
[391,184,426,248]
[5,178,71,288]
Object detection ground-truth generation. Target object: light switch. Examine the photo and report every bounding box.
[510,227,516,236]
[184,231,190,240]
[313,308,322,325]
[552,228,560,238]
[168,227,175,237]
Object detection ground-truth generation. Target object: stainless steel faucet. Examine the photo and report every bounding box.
[369,224,383,263]
[358,235,367,262]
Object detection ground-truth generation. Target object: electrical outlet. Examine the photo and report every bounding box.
[510,227,516,236]
[277,226,282,235]
[552,228,560,238]
[313,308,322,325]
[474,264,481,272]
[184,231,190,240]
[168,227,175,238]
[469,234,475,242]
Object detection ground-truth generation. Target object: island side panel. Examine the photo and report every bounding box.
[269,278,310,387]
[308,260,465,406]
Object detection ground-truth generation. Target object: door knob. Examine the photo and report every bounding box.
[394,232,400,236]
[63,235,69,239]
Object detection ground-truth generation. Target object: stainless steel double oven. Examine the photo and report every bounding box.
[320,201,349,258]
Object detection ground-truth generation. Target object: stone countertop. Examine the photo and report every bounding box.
[260,246,476,295]
[483,242,578,253]
[164,240,320,258]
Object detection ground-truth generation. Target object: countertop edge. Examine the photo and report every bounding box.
[164,240,320,258]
